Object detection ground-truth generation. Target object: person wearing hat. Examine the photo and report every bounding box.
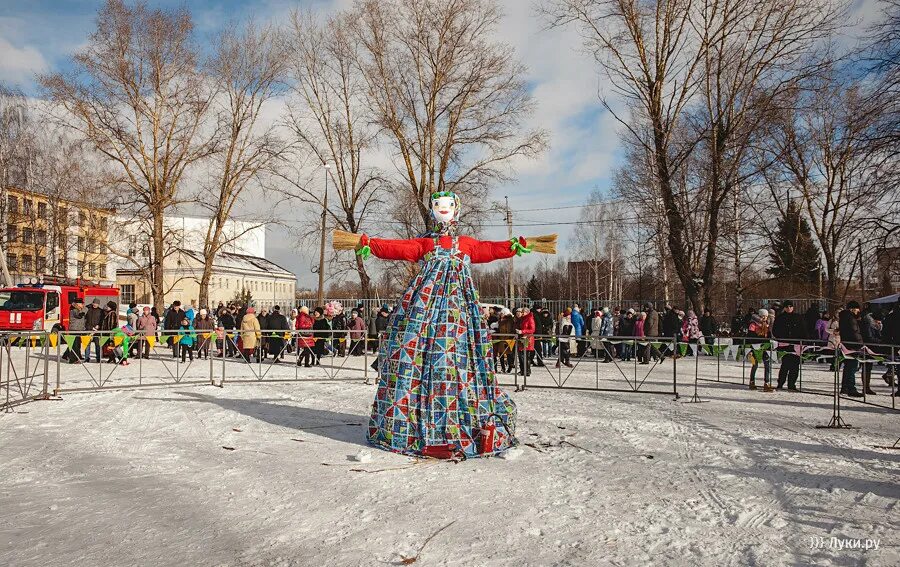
[772,300,804,391]
[83,299,104,362]
[838,300,864,397]
[373,307,390,353]
[136,305,157,359]
[699,308,718,350]
[295,306,316,367]
[620,309,636,362]
[65,297,87,363]
[239,307,262,362]
[193,308,215,359]
[348,309,367,356]
[266,305,290,362]
[163,301,184,358]
[312,306,331,365]
[747,308,772,391]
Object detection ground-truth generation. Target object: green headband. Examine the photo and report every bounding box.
[430,191,458,200]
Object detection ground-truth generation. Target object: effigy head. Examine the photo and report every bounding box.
[430,191,460,232]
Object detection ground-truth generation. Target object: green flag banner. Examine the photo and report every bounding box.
[678,343,688,356]
[62,334,77,349]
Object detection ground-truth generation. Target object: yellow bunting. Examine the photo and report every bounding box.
[113,336,123,346]
[146,336,156,349]
[49,334,58,348]
[80,335,93,349]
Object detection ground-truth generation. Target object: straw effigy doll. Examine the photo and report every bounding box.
[333,191,556,459]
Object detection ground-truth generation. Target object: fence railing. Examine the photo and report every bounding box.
[3,327,898,436]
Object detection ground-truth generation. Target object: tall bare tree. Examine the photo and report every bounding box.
[40,0,215,309]
[282,10,384,298]
[197,21,289,308]
[758,67,886,305]
[350,0,547,232]
[544,0,841,311]
[0,85,29,286]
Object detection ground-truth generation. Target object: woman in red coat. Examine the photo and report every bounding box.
[295,306,315,368]
[516,307,536,377]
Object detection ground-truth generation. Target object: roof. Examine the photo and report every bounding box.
[179,250,295,278]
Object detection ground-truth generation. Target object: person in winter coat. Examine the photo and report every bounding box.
[348,310,367,356]
[556,309,575,368]
[535,307,554,362]
[620,309,636,361]
[682,311,703,354]
[634,312,648,364]
[494,308,516,373]
[330,303,348,357]
[643,303,663,363]
[771,300,804,391]
[373,307,390,354]
[193,309,215,359]
[662,305,680,339]
[164,301,183,358]
[804,305,821,341]
[218,307,237,357]
[257,308,271,359]
[838,301,864,397]
[859,307,881,395]
[515,307,536,377]
[135,306,157,359]
[312,307,331,365]
[83,299,104,363]
[597,308,614,362]
[699,309,717,348]
[287,308,298,354]
[571,304,586,357]
[65,298,87,363]
[295,306,316,367]
[240,307,262,363]
[815,312,830,343]
[881,301,900,394]
[126,303,139,330]
[747,309,772,391]
[266,306,291,362]
[177,316,195,362]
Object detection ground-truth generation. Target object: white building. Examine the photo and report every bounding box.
[112,216,296,308]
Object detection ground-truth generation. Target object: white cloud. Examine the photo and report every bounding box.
[0,35,47,87]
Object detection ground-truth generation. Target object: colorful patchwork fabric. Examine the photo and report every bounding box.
[367,237,517,458]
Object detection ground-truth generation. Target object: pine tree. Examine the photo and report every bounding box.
[768,201,821,283]
[526,274,541,301]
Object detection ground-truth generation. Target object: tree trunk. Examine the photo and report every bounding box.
[152,209,166,311]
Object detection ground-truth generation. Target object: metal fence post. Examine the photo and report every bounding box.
[798,339,803,392]
[42,332,50,399]
[55,333,61,395]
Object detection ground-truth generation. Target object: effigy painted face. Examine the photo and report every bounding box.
[431,195,458,224]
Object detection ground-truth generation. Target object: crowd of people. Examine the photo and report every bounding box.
[482,299,900,398]
[59,294,900,398]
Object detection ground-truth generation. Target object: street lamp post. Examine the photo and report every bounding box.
[316,163,331,307]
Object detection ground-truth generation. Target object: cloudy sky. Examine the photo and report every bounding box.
[0,0,885,289]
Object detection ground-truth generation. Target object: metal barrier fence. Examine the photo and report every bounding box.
[0,331,50,410]
[3,327,898,436]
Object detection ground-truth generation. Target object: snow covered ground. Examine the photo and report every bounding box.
[1,357,899,566]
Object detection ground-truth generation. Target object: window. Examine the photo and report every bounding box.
[77,261,84,276]
[58,233,66,250]
[99,216,108,231]
[8,196,18,215]
[22,255,32,272]
[128,235,137,257]
[226,278,229,289]
[6,224,17,243]
[23,199,32,216]
[36,257,46,274]
[46,292,59,313]
[99,264,106,278]
[22,228,33,244]
[38,202,47,218]
[88,263,97,277]
[79,211,86,227]
[7,254,17,271]
[59,207,68,224]
[36,229,47,246]
[57,256,66,275]
[121,284,135,305]
[78,236,85,253]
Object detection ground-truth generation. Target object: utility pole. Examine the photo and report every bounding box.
[505,195,514,306]
[858,238,866,304]
[316,163,331,307]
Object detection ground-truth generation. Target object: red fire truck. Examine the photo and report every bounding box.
[0,278,120,332]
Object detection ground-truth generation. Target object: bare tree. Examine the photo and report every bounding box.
[40,0,215,309]
[758,66,886,305]
[0,85,29,286]
[197,21,289,308]
[350,0,547,232]
[282,10,385,298]
[544,0,841,312]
